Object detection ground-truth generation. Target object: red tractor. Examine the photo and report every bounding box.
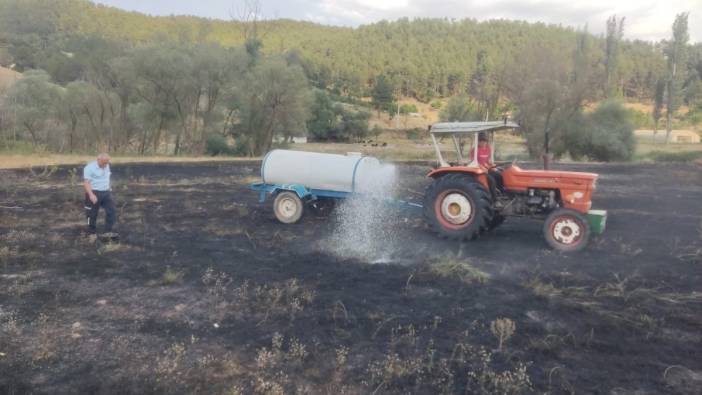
[423,122,607,252]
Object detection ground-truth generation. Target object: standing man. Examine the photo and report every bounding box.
[83,153,117,236]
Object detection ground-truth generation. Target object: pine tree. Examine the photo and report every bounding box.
[664,13,689,143]
[604,16,625,97]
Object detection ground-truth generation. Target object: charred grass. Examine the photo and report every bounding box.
[0,161,701,394]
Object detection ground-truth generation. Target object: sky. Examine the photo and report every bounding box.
[92,0,702,43]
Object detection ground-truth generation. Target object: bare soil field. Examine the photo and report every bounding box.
[1,161,701,394]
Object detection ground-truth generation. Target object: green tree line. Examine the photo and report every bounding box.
[2,0,695,101]
[0,0,700,159]
[0,35,318,155]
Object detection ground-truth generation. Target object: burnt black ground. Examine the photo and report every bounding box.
[0,160,701,394]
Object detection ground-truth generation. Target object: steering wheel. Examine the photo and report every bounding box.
[493,159,516,170]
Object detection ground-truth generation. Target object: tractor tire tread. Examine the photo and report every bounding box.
[423,173,493,241]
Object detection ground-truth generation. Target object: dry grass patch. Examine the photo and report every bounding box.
[490,318,516,351]
[5,274,39,297]
[27,165,58,180]
[205,223,244,237]
[245,278,317,324]
[155,342,188,386]
[527,334,567,355]
[199,269,317,325]
[593,274,631,299]
[2,230,37,244]
[1,310,21,337]
[249,333,312,394]
[0,246,16,262]
[31,313,60,364]
[423,256,490,285]
[366,326,532,394]
[201,267,233,301]
[524,277,563,298]
[97,242,130,255]
[524,276,592,304]
[238,175,261,185]
[160,266,185,285]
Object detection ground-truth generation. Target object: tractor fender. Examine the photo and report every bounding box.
[427,167,490,190]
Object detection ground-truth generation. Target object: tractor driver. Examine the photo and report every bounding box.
[471,133,503,199]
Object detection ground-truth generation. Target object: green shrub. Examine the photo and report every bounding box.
[624,108,653,129]
[370,124,383,140]
[405,127,424,140]
[382,102,398,117]
[399,103,418,114]
[430,100,443,109]
[566,100,636,161]
[308,90,372,142]
[205,134,233,156]
[341,110,371,142]
[439,95,479,122]
[232,139,250,156]
[642,150,702,162]
[587,100,636,161]
[0,140,37,154]
[686,106,702,127]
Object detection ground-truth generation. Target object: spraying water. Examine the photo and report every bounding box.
[324,163,401,262]
[259,150,405,262]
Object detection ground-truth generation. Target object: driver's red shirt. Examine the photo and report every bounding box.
[470,145,492,166]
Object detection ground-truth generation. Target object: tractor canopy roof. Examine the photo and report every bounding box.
[430,121,520,135]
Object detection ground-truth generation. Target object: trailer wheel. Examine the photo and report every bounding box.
[543,208,590,252]
[423,173,492,240]
[273,191,304,224]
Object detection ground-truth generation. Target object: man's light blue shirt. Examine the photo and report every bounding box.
[84,161,111,191]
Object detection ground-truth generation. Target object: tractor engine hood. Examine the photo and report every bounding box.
[501,165,598,191]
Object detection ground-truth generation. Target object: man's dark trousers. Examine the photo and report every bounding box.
[85,190,116,232]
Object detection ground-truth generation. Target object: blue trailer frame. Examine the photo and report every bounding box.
[249,182,422,210]
[249,182,350,203]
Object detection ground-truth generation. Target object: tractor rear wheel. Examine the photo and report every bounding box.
[543,208,590,252]
[273,191,304,224]
[423,173,493,240]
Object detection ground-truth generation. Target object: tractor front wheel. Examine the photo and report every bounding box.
[423,174,492,240]
[543,208,590,252]
[273,191,304,224]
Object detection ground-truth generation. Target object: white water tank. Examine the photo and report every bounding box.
[261,150,383,193]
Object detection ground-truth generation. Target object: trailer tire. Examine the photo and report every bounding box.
[543,208,590,252]
[423,173,492,240]
[273,191,304,224]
